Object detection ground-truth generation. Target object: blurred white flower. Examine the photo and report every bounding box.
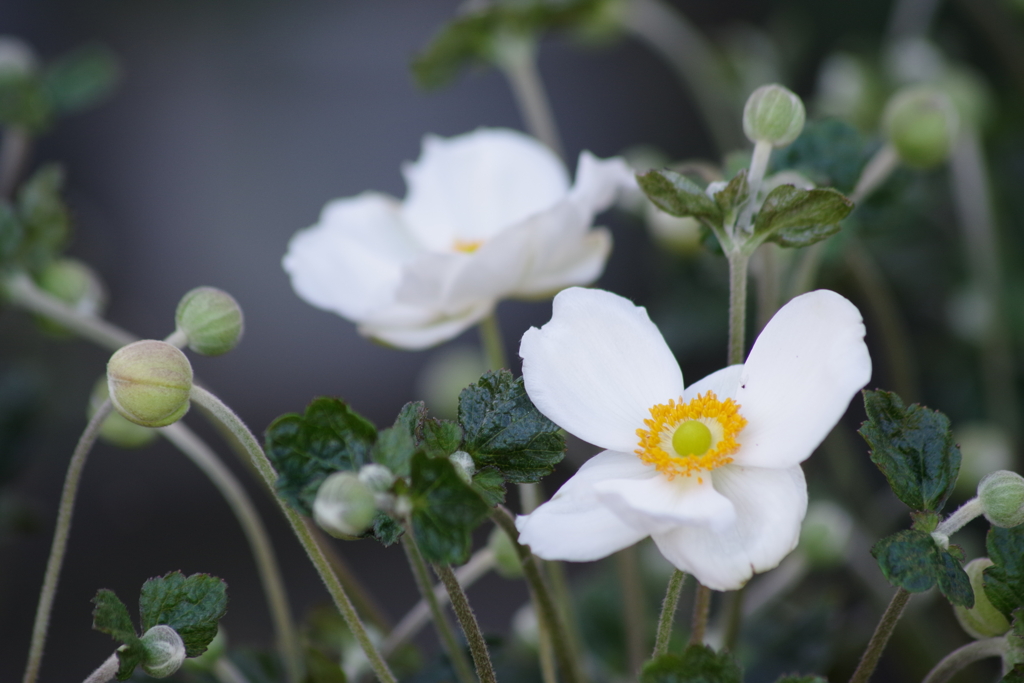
[515,287,871,590]
[283,128,634,349]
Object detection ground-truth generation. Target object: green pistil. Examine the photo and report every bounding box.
[672,420,712,457]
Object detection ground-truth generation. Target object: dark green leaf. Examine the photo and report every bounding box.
[770,119,873,194]
[0,73,50,131]
[139,571,228,658]
[768,222,841,248]
[372,512,404,546]
[859,390,960,512]
[754,185,853,248]
[984,525,1024,620]
[1002,664,1024,683]
[713,169,749,222]
[92,589,139,645]
[114,648,145,681]
[41,45,120,114]
[471,466,506,506]
[871,529,973,606]
[409,451,491,564]
[774,677,828,683]
[265,397,377,515]
[910,511,940,533]
[640,645,743,682]
[636,170,723,226]
[306,647,348,683]
[371,402,419,478]
[16,165,70,271]
[459,370,565,484]
[418,417,463,459]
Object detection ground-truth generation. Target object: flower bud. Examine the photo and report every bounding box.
[139,625,186,678]
[882,86,959,169]
[743,84,806,147]
[0,36,37,76]
[35,258,107,337]
[488,526,523,579]
[358,463,395,493]
[89,377,157,448]
[107,341,192,428]
[449,450,475,484]
[979,470,1024,528]
[799,500,853,568]
[174,287,244,356]
[313,471,377,538]
[954,558,1011,639]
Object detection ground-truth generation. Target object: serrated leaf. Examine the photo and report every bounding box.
[713,168,749,221]
[754,185,853,248]
[371,402,418,478]
[265,397,377,515]
[372,512,404,546]
[859,390,960,513]
[471,466,506,506]
[459,370,565,484]
[409,451,491,564]
[41,45,120,114]
[92,589,140,645]
[419,417,463,459]
[139,571,227,658]
[771,119,872,193]
[984,525,1024,620]
[640,645,743,682]
[871,529,973,606]
[16,165,70,272]
[636,170,723,226]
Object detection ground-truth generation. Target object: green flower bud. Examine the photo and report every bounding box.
[882,86,959,168]
[954,558,1011,639]
[313,471,377,538]
[799,500,853,568]
[358,463,395,493]
[448,450,475,484]
[941,66,993,131]
[89,377,157,448]
[34,258,107,336]
[488,526,523,579]
[979,470,1024,528]
[174,287,244,356]
[107,340,193,428]
[139,625,186,678]
[743,84,806,147]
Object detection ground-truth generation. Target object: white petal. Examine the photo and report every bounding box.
[650,464,807,591]
[732,290,871,469]
[567,151,637,214]
[360,299,493,350]
[683,364,744,401]
[520,288,684,453]
[593,471,735,535]
[511,228,612,298]
[515,451,652,561]
[401,128,570,251]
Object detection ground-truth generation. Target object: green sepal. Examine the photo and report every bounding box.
[92,588,146,680]
[713,169,749,227]
[40,45,120,115]
[871,529,973,607]
[371,402,418,478]
[754,185,853,248]
[770,119,872,193]
[859,390,960,513]
[471,466,506,506]
[372,512,404,547]
[139,571,228,658]
[636,170,723,227]
[17,165,70,273]
[639,645,743,682]
[418,417,463,459]
[773,677,829,683]
[264,397,377,516]
[983,525,1024,620]
[911,510,940,533]
[409,451,491,564]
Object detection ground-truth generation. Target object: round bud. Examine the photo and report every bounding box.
[979,470,1024,528]
[174,287,244,356]
[89,377,157,448]
[449,450,475,484]
[358,463,395,493]
[882,86,959,169]
[313,471,377,538]
[488,526,523,579]
[954,558,1011,639]
[139,625,186,678]
[799,500,854,568]
[35,258,107,337]
[743,84,806,147]
[107,341,193,428]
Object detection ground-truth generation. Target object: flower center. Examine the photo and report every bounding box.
[635,391,746,480]
[453,239,483,253]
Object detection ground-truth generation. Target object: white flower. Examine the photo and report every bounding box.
[283,128,635,350]
[515,287,871,590]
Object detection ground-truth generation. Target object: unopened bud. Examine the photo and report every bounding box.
[743,84,806,147]
[35,258,107,337]
[107,341,192,428]
[449,450,475,484]
[488,526,523,579]
[882,86,958,168]
[313,471,377,538]
[954,558,1011,639]
[139,625,186,678]
[174,287,244,356]
[799,500,853,567]
[358,463,395,493]
[979,470,1024,528]
[89,377,157,448]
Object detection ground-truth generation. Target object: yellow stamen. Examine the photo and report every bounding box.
[453,239,483,253]
[635,391,746,480]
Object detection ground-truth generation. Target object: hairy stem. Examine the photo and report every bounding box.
[848,588,912,683]
[81,652,119,683]
[689,584,712,646]
[921,637,1007,683]
[935,497,984,538]
[653,570,687,657]
[434,563,499,683]
[727,252,750,367]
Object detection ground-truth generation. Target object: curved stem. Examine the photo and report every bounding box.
[188,385,397,683]
[935,497,984,538]
[159,423,303,683]
[653,569,687,657]
[81,652,119,683]
[22,401,113,683]
[921,637,1007,683]
[494,32,564,161]
[848,588,912,683]
[688,584,712,646]
[401,534,477,683]
[434,562,499,683]
[478,313,508,372]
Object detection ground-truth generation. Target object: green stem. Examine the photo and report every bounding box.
[22,400,113,683]
[81,652,119,683]
[736,141,772,237]
[848,588,912,683]
[401,534,477,683]
[478,312,508,371]
[722,584,746,651]
[494,31,564,160]
[545,557,584,667]
[492,506,587,683]
[653,570,687,657]
[688,584,712,646]
[434,563,499,683]
[726,252,750,367]
[921,636,1007,683]
[159,423,303,683]
[616,546,648,674]
[188,385,397,683]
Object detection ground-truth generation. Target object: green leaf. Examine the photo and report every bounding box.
[768,222,841,249]
[16,165,70,272]
[409,451,491,564]
[91,589,146,681]
[371,402,418,478]
[372,512,404,546]
[1002,665,1024,683]
[754,185,853,248]
[459,369,565,484]
[858,390,960,513]
[418,417,463,459]
[770,119,872,194]
[871,529,973,606]
[41,45,120,114]
[139,571,228,658]
[636,170,723,226]
[0,72,51,131]
[713,169,749,223]
[265,397,377,515]
[306,647,348,683]
[984,525,1024,620]
[471,466,506,506]
[640,645,743,682]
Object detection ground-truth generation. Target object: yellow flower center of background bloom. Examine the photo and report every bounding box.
[635,391,746,481]
[453,239,483,253]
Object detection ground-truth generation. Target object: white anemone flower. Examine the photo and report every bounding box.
[516,287,871,590]
[283,128,635,350]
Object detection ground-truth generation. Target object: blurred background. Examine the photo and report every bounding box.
[2,0,1023,681]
